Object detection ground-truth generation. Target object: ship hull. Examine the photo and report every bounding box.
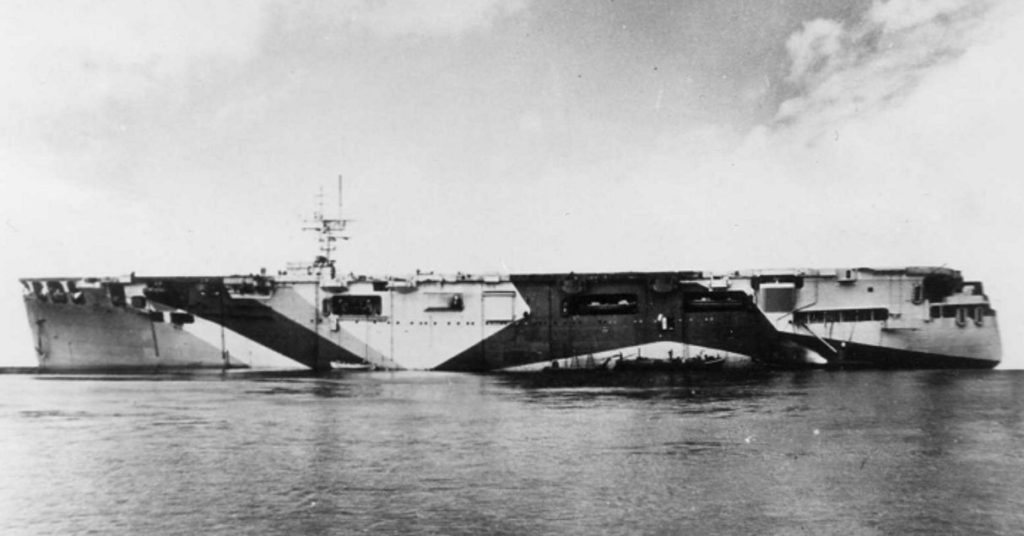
[784,334,999,369]
[20,265,1002,372]
[21,280,249,372]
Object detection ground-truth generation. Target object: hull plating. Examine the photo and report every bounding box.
[20,266,1002,372]
[22,282,249,372]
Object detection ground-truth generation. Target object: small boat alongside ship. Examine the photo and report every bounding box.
[19,182,1002,373]
[615,354,727,373]
[535,349,728,375]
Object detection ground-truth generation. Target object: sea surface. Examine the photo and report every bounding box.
[1,368,1022,535]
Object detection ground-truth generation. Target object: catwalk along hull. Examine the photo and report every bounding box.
[20,266,1001,372]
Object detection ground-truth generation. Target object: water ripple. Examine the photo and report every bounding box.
[1,370,1023,534]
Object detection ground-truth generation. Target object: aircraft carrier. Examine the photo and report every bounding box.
[19,184,1002,372]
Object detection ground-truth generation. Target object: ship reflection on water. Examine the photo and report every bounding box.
[492,366,777,397]
[1,368,1022,534]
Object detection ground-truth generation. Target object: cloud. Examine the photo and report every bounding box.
[785,19,845,83]
[514,0,1017,273]
[0,2,280,255]
[533,0,1023,365]
[277,0,529,40]
[346,0,529,37]
[776,0,987,134]
[867,0,971,32]
[0,1,268,121]
[625,0,1024,363]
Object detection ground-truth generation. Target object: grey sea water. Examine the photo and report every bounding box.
[1,368,1022,535]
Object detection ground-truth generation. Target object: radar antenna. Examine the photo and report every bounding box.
[303,175,350,268]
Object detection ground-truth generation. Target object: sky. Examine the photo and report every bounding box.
[2,0,1022,368]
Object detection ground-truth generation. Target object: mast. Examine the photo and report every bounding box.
[302,176,350,372]
[303,175,350,268]
[314,268,320,371]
